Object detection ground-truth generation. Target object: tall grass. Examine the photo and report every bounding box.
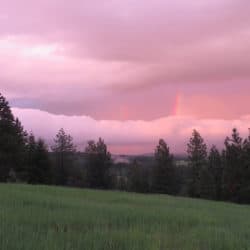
[0,184,250,250]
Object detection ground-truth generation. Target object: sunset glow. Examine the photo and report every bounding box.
[1,0,250,154]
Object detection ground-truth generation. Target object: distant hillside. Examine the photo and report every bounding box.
[112,153,188,166]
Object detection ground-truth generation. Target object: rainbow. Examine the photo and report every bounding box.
[172,92,181,116]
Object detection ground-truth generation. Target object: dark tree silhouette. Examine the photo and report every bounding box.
[187,130,207,197]
[85,138,112,189]
[0,93,27,181]
[128,160,150,193]
[26,133,37,182]
[152,139,177,194]
[207,145,223,200]
[223,128,244,201]
[26,133,52,184]
[51,128,76,185]
[239,134,250,202]
[34,139,52,184]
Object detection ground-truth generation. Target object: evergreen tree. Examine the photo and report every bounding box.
[187,130,207,197]
[85,138,112,189]
[208,145,223,200]
[26,133,37,182]
[26,134,52,184]
[239,134,250,202]
[34,139,52,184]
[0,93,27,181]
[128,160,150,193]
[223,128,243,201]
[51,128,76,185]
[152,139,177,194]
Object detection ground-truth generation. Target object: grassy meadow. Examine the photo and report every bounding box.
[0,184,250,250]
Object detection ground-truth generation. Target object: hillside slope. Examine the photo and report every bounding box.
[0,184,250,250]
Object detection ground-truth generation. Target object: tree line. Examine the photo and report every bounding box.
[1,92,250,203]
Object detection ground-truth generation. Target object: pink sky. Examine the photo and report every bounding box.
[1,0,250,154]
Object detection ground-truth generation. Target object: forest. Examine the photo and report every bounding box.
[1,92,250,204]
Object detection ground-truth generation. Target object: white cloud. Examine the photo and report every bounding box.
[12,108,250,154]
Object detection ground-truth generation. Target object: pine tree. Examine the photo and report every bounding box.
[152,139,176,194]
[51,128,76,185]
[85,138,112,189]
[239,134,250,202]
[208,145,223,200]
[0,93,27,181]
[128,160,150,193]
[223,128,243,201]
[34,139,52,184]
[26,134,52,184]
[187,130,207,197]
[26,133,37,183]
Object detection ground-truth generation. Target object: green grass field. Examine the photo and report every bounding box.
[0,184,250,250]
